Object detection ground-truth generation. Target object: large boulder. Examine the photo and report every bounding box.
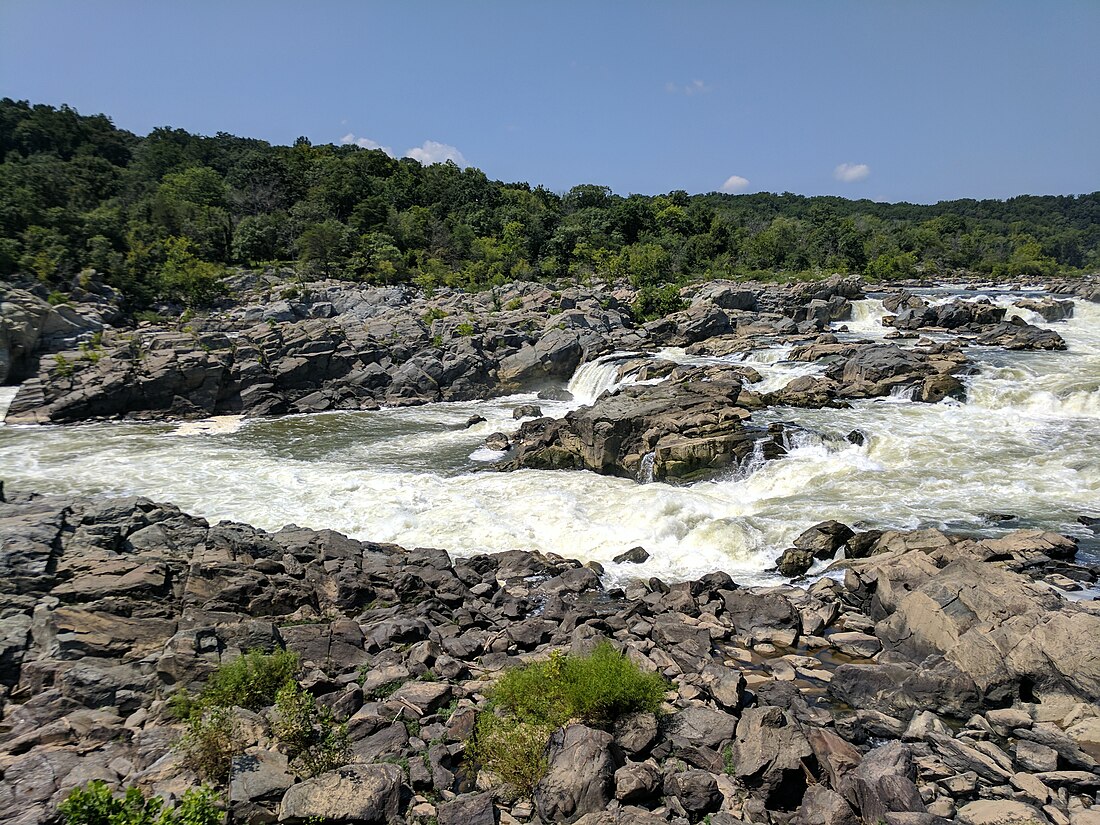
[277,763,404,823]
[506,366,784,482]
[842,740,924,823]
[728,705,815,809]
[534,724,616,823]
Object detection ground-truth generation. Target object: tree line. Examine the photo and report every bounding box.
[1,98,1097,309]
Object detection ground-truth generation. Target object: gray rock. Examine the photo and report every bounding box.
[845,740,925,823]
[729,705,814,808]
[614,761,661,803]
[664,769,722,815]
[438,792,496,825]
[534,724,616,824]
[276,763,404,823]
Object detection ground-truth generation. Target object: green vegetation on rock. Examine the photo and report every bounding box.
[59,781,221,825]
[469,642,667,798]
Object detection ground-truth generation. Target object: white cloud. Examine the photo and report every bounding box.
[340,132,395,156]
[404,140,467,167]
[665,79,712,96]
[834,162,870,183]
[720,175,751,193]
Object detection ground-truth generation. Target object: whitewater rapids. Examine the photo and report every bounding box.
[1,290,1098,586]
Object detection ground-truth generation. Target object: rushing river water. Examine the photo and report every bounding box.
[2,290,1098,586]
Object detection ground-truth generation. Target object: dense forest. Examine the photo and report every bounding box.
[2,98,1098,311]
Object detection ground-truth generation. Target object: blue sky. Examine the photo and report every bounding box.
[2,1,1098,203]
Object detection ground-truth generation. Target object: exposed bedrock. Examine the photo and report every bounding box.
[0,490,1098,824]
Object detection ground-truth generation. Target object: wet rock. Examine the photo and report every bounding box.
[512,404,543,419]
[777,547,815,578]
[974,320,1066,350]
[484,432,510,451]
[506,370,773,483]
[613,546,650,564]
[794,521,855,558]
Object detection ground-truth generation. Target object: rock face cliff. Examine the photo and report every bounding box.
[1,488,1097,825]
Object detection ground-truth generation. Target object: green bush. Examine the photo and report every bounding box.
[197,649,300,712]
[272,681,350,778]
[421,307,448,324]
[492,643,665,727]
[59,780,221,825]
[177,707,242,785]
[469,643,666,797]
[455,321,475,336]
[631,283,686,321]
[469,715,552,800]
[53,353,76,377]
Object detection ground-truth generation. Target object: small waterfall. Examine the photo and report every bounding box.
[840,299,889,336]
[0,386,18,424]
[566,352,641,406]
[887,384,918,402]
[637,451,656,484]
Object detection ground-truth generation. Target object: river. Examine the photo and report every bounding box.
[2,289,1098,586]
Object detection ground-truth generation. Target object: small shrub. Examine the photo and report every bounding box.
[505,298,523,311]
[469,642,667,798]
[455,321,475,336]
[632,283,686,321]
[280,286,301,300]
[177,707,242,785]
[492,643,666,728]
[53,353,76,377]
[134,310,166,324]
[47,290,69,306]
[271,682,350,778]
[60,780,222,825]
[468,715,552,800]
[198,649,300,712]
[422,307,448,324]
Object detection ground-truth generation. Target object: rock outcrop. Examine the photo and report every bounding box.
[1,489,1097,825]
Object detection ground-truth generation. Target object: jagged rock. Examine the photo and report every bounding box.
[664,769,722,816]
[438,792,496,825]
[844,740,925,823]
[729,705,815,809]
[614,761,661,803]
[793,785,859,825]
[506,369,781,482]
[534,725,616,824]
[974,320,1066,350]
[1015,298,1074,322]
[276,764,404,823]
[613,546,650,564]
[794,521,855,558]
[777,547,815,578]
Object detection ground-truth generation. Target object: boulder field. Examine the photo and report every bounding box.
[1,487,1098,824]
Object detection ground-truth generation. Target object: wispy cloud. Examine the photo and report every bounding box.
[834,162,870,183]
[720,175,751,193]
[404,140,467,166]
[340,133,394,157]
[665,79,711,96]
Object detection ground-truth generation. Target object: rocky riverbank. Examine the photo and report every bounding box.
[1,487,1098,825]
[4,272,1081,430]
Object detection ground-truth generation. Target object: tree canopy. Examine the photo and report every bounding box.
[2,98,1097,308]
